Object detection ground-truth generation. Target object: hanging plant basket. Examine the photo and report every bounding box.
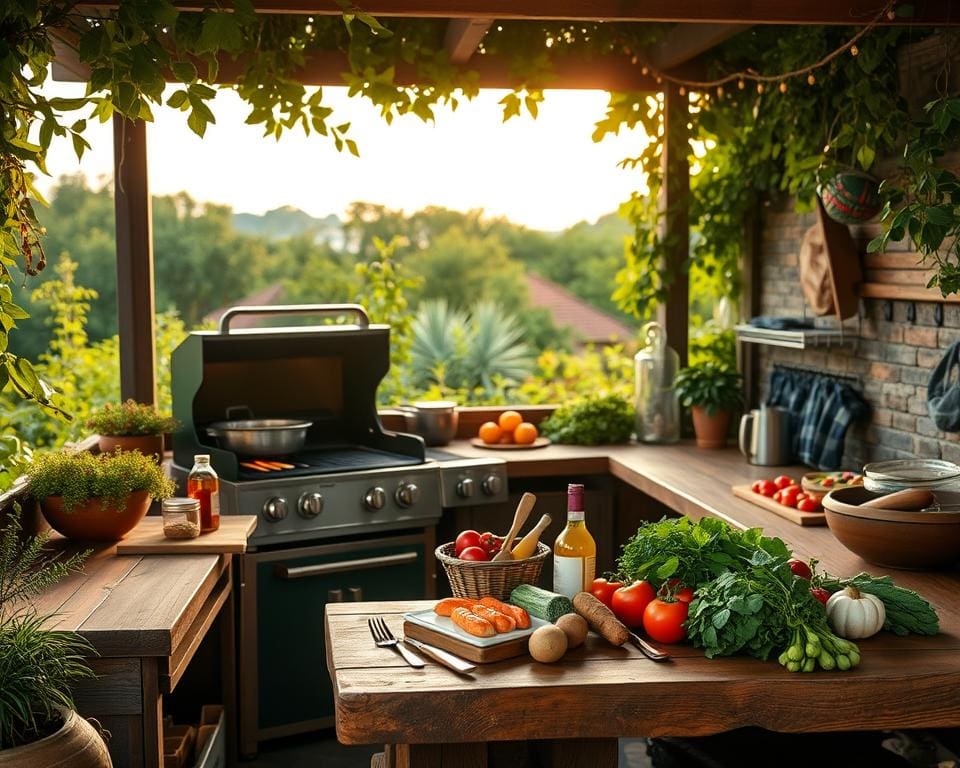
[818,171,882,224]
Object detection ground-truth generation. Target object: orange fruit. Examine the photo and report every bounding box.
[514,422,538,445]
[499,431,514,444]
[478,421,502,445]
[498,410,522,432]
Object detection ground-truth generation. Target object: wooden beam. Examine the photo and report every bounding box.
[70,1,960,25]
[656,83,689,369]
[53,45,689,90]
[647,23,751,71]
[113,116,157,405]
[740,203,763,407]
[444,18,493,64]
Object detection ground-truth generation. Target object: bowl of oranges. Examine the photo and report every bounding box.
[470,410,549,450]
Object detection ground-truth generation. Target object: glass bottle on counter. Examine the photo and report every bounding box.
[187,454,220,533]
[552,483,596,598]
[634,321,680,443]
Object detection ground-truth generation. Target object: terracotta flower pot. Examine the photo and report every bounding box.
[97,434,164,463]
[0,709,112,767]
[691,406,732,449]
[40,490,151,542]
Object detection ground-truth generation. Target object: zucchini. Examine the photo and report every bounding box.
[509,584,573,622]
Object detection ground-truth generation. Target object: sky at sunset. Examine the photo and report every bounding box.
[39,83,649,231]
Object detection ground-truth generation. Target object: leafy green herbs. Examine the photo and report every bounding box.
[85,399,178,437]
[616,516,791,589]
[539,394,634,445]
[818,572,939,636]
[673,362,744,417]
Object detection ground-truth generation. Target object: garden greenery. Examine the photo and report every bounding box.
[27,448,176,512]
[85,400,178,437]
[674,362,744,417]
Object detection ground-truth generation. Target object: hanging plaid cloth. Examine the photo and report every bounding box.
[813,382,870,469]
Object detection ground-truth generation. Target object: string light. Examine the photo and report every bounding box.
[629,0,892,96]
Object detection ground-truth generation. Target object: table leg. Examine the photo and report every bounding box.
[219,580,238,767]
[382,739,619,768]
[540,738,619,767]
[141,658,163,768]
[385,743,488,767]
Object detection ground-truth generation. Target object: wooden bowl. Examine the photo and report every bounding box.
[822,487,960,569]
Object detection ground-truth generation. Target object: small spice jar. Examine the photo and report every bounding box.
[162,497,202,540]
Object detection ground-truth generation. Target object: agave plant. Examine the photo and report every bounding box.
[410,300,533,392]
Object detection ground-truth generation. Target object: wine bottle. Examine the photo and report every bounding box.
[552,483,596,598]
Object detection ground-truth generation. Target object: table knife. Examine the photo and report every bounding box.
[628,630,670,662]
[404,637,476,674]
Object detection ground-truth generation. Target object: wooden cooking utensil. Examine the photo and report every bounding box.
[510,513,552,560]
[492,492,537,562]
[860,488,935,512]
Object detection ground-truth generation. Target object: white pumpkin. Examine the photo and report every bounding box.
[826,586,886,639]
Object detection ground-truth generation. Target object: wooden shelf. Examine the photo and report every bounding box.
[734,324,854,349]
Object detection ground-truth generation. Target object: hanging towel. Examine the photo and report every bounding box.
[928,342,960,432]
[812,381,870,470]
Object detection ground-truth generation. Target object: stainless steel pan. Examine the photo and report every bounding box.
[207,406,312,456]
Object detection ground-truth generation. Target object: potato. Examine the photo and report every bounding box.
[528,625,568,663]
[555,613,588,649]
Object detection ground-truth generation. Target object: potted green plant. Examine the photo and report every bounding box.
[674,363,744,449]
[0,506,111,767]
[29,450,175,542]
[85,401,178,462]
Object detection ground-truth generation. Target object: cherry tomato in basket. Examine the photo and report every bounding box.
[458,546,489,561]
[788,559,813,580]
[611,580,656,628]
[479,532,503,556]
[643,598,689,644]
[590,578,624,607]
[455,530,482,557]
[774,475,795,490]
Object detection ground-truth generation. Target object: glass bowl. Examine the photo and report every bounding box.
[862,459,960,494]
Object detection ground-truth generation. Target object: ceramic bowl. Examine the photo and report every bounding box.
[822,486,960,569]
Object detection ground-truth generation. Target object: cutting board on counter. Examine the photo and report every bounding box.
[731,485,827,527]
[116,515,257,554]
[403,610,547,663]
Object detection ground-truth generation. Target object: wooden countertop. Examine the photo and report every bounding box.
[34,519,256,658]
[328,441,960,746]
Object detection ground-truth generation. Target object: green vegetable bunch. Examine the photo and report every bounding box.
[673,362,743,417]
[818,572,939,636]
[539,394,634,445]
[28,449,175,512]
[85,400,178,437]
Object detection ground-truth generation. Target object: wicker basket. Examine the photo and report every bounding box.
[435,541,551,601]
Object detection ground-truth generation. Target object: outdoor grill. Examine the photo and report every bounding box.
[169,303,508,754]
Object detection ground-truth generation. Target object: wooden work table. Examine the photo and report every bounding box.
[34,518,255,768]
[326,441,960,766]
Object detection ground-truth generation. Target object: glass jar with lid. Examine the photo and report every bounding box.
[862,459,960,494]
[162,497,202,539]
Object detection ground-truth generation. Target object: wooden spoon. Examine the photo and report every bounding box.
[491,492,537,561]
[860,488,935,512]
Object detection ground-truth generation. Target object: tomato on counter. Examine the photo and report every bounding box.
[643,597,689,644]
[590,577,624,607]
[610,580,656,628]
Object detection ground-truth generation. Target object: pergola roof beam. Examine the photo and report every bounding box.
[74,1,960,25]
[444,18,493,64]
[647,23,752,71]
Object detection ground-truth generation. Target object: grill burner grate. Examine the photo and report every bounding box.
[237,446,422,480]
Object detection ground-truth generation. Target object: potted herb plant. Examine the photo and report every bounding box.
[29,450,175,542]
[0,507,111,767]
[85,401,178,462]
[673,363,744,449]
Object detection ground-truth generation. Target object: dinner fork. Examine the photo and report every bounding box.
[368,616,425,668]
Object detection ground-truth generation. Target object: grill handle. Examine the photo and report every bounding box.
[218,304,370,334]
[274,551,419,580]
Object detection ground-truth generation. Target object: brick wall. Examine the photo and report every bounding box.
[755,201,960,469]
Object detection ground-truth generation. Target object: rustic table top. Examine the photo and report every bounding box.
[327,441,960,745]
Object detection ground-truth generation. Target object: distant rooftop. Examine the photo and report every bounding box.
[525,272,634,345]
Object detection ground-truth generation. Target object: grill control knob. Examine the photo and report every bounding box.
[456,477,476,498]
[298,492,324,518]
[481,473,503,496]
[262,497,288,522]
[395,482,420,508]
[364,486,387,512]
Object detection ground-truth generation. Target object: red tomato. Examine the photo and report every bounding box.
[479,532,503,555]
[822,476,835,487]
[643,598,689,644]
[797,497,821,513]
[610,581,656,628]
[773,489,783,503]
[590,578,624,607]
[779,491,799,509]
[758,480,777,497]
[810,587,830,605]
[666,579,695,603]
[458,546,489,561]
[774,475,795,490]
[751,480,764,494]
[788,559,812,579]
[454,530,482,556]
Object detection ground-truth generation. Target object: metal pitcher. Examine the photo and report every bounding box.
[738,406,792,466]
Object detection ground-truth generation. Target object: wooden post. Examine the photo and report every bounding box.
[741,204,763,406]
[113,116,157,404]
[656,83,690,368]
